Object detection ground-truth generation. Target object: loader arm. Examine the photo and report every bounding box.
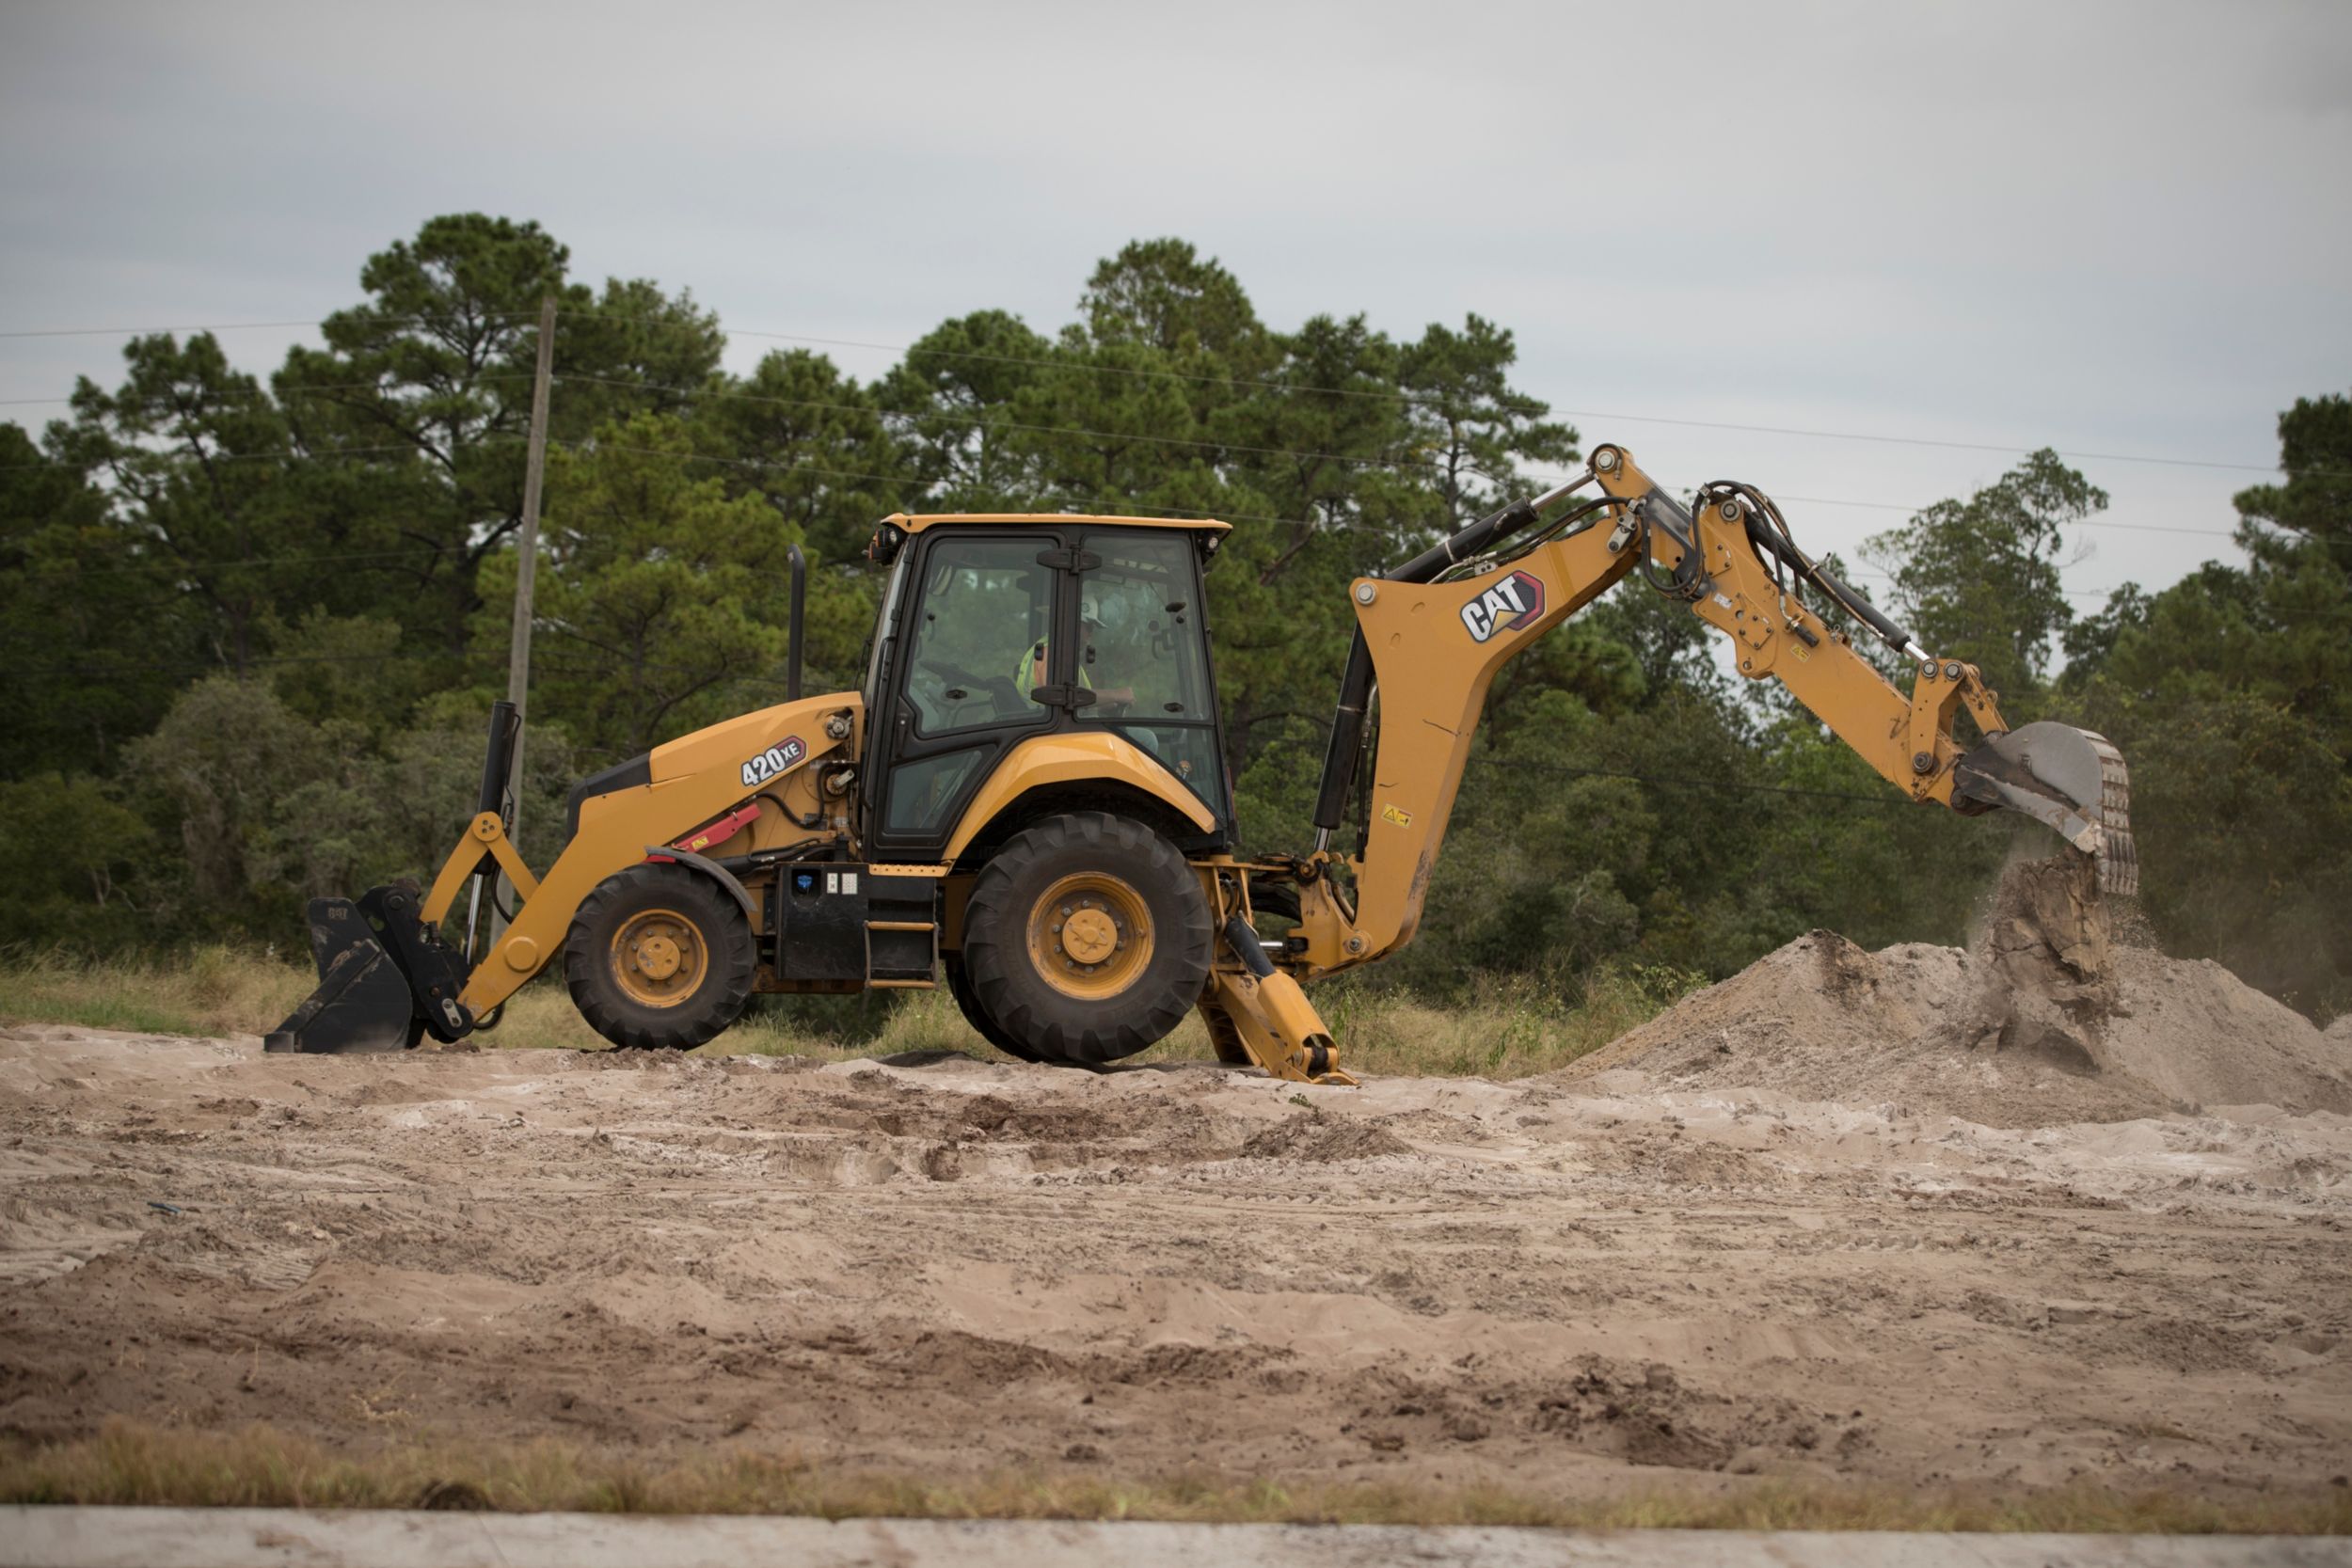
[1279,443,2135,980]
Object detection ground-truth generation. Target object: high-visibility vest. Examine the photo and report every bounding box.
[1013,641,1093,696]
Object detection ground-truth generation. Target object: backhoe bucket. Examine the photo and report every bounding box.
[1951,721,2138,896]
[263,895,422,1053]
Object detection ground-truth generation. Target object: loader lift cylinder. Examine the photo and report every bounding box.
[465,701,522,958]
[477,700,521,819]
[1311,631,1375,838]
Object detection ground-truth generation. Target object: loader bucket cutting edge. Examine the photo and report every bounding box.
[1951,721,2138,897]
[262,895,425,1053]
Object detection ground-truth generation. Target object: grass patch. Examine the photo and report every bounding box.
[0,947,1692,1080]
[1304,963,1700,1079]
[1,1422,2345,1531]
[0,946,315,1040]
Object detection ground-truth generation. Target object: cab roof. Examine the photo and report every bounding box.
[883,512,1231,536]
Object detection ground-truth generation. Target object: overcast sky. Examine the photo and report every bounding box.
[5,0,2348,612]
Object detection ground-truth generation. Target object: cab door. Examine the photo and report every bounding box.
[863,530,1063,861]
[1072,528,1234,842]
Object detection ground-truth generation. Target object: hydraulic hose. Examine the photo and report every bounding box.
[1738,511,1918,657]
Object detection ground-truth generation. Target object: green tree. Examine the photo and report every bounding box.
[0,773,154,949]
[48,334,309,676]
[127,675,358,929]
[275,214,722,651]
[874,310,1053,511]
[2053,391,2352,1016]
[479,414,850,761]
[1865,450,2105,705]
[1399,314,1580,530]
[1080,238,1272,369]
[0,421,193,775]
[697,348,905,566]
[2232,391,2352,572]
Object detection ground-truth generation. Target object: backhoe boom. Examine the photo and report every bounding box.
[1278,444,2136,985]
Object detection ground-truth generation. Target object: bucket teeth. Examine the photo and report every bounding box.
[2088,731,2137,898]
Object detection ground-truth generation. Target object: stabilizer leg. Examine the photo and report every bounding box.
[1200,916,1357,1085]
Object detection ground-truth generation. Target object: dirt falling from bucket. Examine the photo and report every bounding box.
[1937,851,2118,1074]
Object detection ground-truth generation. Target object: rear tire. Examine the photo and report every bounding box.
[564,863,755,1051]
[960,812,1212,1064]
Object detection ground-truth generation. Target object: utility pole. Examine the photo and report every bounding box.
[499,298,548,827]
[504,294,558,853]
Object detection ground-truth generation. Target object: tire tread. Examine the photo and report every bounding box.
[564,863,756,1051]
[960,811,1212,1064]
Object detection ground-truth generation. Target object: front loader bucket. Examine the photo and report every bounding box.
[1952,721,2138,896]
[263,896,424,1053]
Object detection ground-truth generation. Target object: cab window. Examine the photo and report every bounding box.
[900,536,1055,738]
[1078,531,1220,805]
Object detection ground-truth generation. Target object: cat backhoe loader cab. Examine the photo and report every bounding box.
[268,446,2136,1083]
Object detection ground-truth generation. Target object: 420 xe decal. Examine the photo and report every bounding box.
[739,736,808,789]
[1460,569,1547,642]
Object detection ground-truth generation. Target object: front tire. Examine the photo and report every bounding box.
[960,812,1212,1064]
[564,863,755,1050]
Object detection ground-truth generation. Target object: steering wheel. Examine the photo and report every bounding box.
[918,657,1027,718]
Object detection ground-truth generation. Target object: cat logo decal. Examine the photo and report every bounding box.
[1460,570,1546,642]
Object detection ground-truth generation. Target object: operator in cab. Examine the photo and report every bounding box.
[1013,593,1136,714]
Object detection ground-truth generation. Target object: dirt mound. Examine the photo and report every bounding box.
[1561,860,2352,1127]
[1241,1114,1413,1163]
[2103,947,2352,1112]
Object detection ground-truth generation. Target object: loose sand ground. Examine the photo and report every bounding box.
[2,996,2346,1505]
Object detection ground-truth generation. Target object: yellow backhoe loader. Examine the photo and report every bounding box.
[267,444,2136,1081]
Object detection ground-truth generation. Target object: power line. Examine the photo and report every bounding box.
[0,644,800,689]
[0,436,2286,615]
[7,543,481,580]
[554,370,1475,481]
[5,302,2335,482]
[661,317,2346,483]
[0,306,2298,524]
[0,311,545,341]
[0,437,529,474]
[587,440,1415,539]
[565,370,2243,540]
[1761,491,2233,535]
[691,318,2333,481]
[0,319,354,340]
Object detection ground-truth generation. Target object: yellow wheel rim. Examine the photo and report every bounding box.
[611,907,707,1008]
[1025,872,1152,1000]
